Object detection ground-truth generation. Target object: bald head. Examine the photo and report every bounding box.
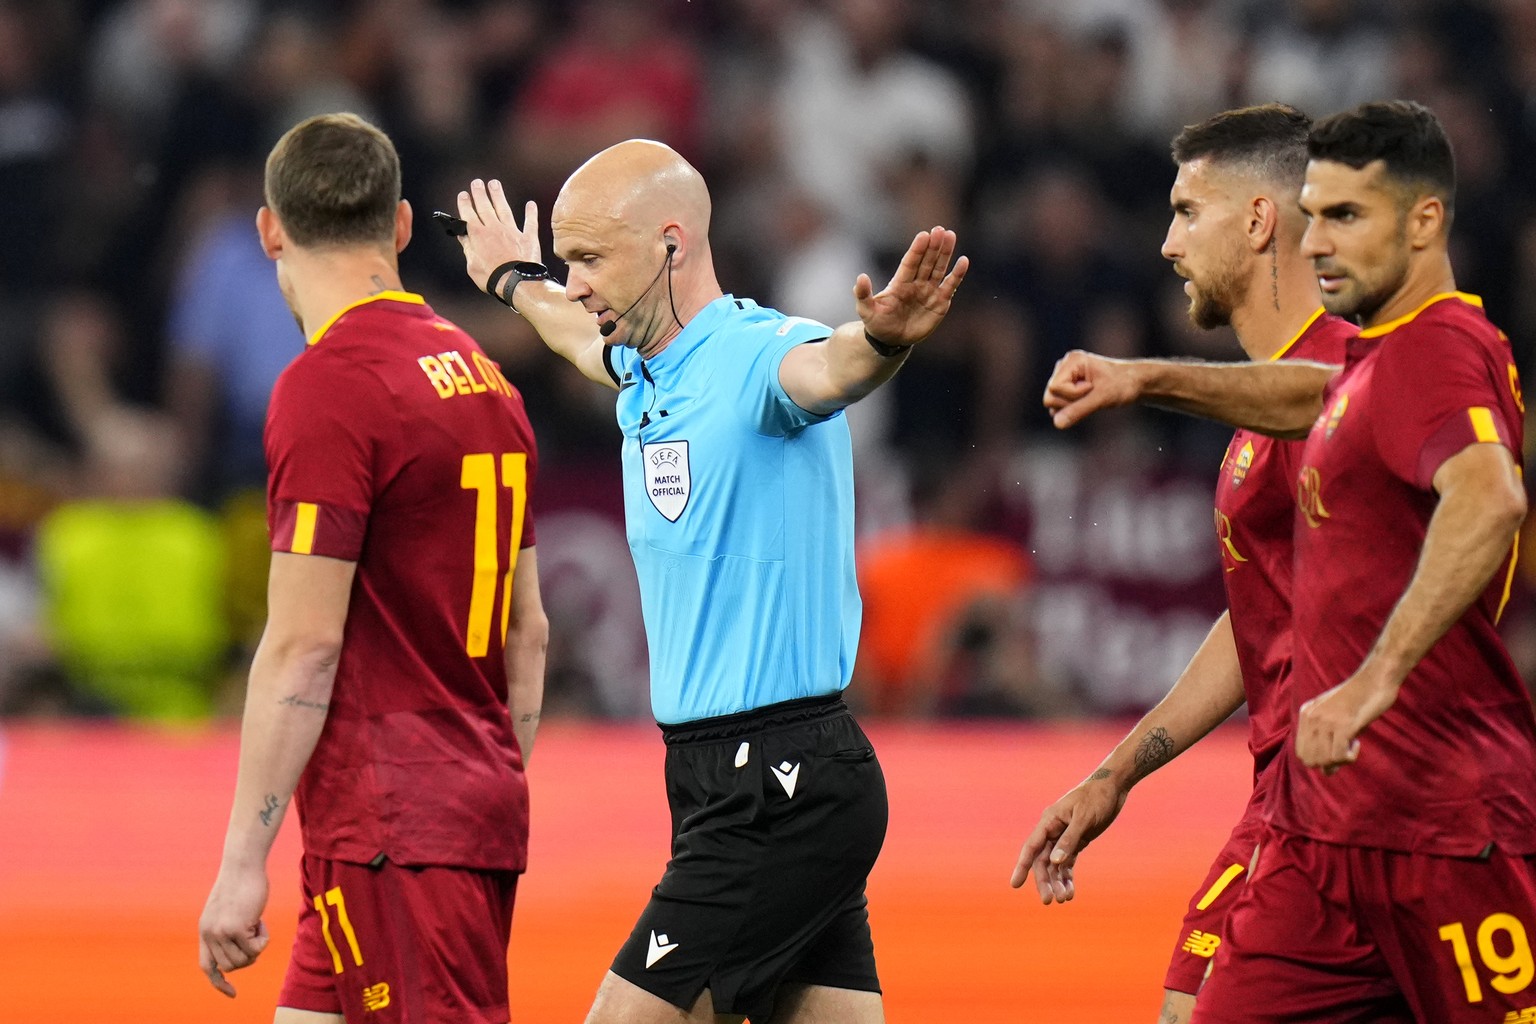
[553,139,711,248]
[550,140,724,353]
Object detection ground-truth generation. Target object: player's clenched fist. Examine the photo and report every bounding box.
[1294,669,1400,773]
[198,865,271,997]
[1042,350,1145,429]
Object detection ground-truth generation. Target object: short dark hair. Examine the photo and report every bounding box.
[1307,100,1456,216]
[264,113,401,248]
[1170,103,1312,189]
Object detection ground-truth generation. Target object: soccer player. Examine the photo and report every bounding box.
[1052,100,1536,1022]
[1011,103,1356,1024]
[453,141,966,1024]
[196,113,548,1024]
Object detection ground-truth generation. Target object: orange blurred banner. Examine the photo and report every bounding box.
[0,720,1250,1022]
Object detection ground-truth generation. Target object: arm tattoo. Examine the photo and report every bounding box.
[1087,767,1112,782]
[519,712,540,723]
[279,694,330,712]
[258,793,283,827]
[1130,727,1175,783]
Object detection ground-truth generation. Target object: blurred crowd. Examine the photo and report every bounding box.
[2,0,1536,723]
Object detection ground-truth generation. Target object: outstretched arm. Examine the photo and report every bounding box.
[1295,442,1525,771]
[1011,612,1245,903]
[456,179,616,390]
[198,553,354,997]
[778,227,969,416]
[1043,350,1338,438]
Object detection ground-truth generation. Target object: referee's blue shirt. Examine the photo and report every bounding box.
[605,296,860,724]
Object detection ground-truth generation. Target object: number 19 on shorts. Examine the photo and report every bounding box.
[460,452,528,657]
[1439,913,1533,1003]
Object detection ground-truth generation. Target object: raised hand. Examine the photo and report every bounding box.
[855,226,968,347]
[456,179,543,297]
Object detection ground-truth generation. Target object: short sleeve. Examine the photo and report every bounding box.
[264,353,381,560]
[1370,326,1517,490]
[731,315,835,436]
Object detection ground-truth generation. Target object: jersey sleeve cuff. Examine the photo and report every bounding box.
[1416,406,1516,488]
[270,499,368,560]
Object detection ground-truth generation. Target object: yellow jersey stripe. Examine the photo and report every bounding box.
[292,502,318,555]
[1498,527,1520,626]
[1269,307,1326,362]
[1468,407,1501,444]
[307,290,426,347]
[1195,863,1246,911]
[1357,291,1483,339]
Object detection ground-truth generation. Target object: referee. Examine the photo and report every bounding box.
[454,140,966,1024]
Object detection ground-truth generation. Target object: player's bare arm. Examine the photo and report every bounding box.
[1013,613,1245,902]
[1296,442,1526,771]
[1043,351,1338,437]
[456,179,616,389]
[198,553,355,997]
[779,227,968,416]
[505,547,548,765]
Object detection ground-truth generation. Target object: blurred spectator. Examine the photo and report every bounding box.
[164,167,300,504]
[34,409,229,721]
[500,0,704,199]
[774,0,973,254]
[1238,0,1397,117]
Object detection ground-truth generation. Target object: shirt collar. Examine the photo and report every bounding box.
[308,290,425,347]
[1355,291,1482,340]
[642,295,747,369]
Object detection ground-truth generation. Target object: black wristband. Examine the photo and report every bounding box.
[485,261,524,306]
[864,329,911,358]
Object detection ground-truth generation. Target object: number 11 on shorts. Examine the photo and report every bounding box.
[314,885,365,975]
[1438,913,1534,1003]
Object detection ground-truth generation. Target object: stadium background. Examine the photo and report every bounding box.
[0,0,1533,1019]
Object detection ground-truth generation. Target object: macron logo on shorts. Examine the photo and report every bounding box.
[772,760,800,798]
[646,930,679,968]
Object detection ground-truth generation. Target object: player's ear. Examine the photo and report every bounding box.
[256,206,284,261]
[1406,194,1444,250]
[395,199,413,254]
[1247,196,1279,254]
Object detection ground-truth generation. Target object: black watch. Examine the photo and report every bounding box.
[487,260,552,310]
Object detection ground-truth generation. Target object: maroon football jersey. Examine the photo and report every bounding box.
[265,291,539,870]
[1275,292,1536,855]
[1214,310,1355,781]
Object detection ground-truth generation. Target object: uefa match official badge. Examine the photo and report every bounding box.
[643,440,692,521]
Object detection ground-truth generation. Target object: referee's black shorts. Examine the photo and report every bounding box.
[609,693,888,1022]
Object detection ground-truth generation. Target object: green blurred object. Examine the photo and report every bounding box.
[36,499,229,722]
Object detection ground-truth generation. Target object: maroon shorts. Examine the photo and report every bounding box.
[277,855,518,1024]
[1162,803,1264,995]
[1194,827,1536,1023]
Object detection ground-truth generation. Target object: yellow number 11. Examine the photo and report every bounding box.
[460,452,528,657]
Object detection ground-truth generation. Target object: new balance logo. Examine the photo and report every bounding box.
[772,760,800,798]
[646,930,679,968]
[361,982,391,1011]
[1181,930,1221,958]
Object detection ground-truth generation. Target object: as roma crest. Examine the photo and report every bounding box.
[1230,440,1254,489]
[643,440,691,522]
[1325,394,1349,438]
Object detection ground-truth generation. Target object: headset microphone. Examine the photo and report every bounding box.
[599,243,678,338]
